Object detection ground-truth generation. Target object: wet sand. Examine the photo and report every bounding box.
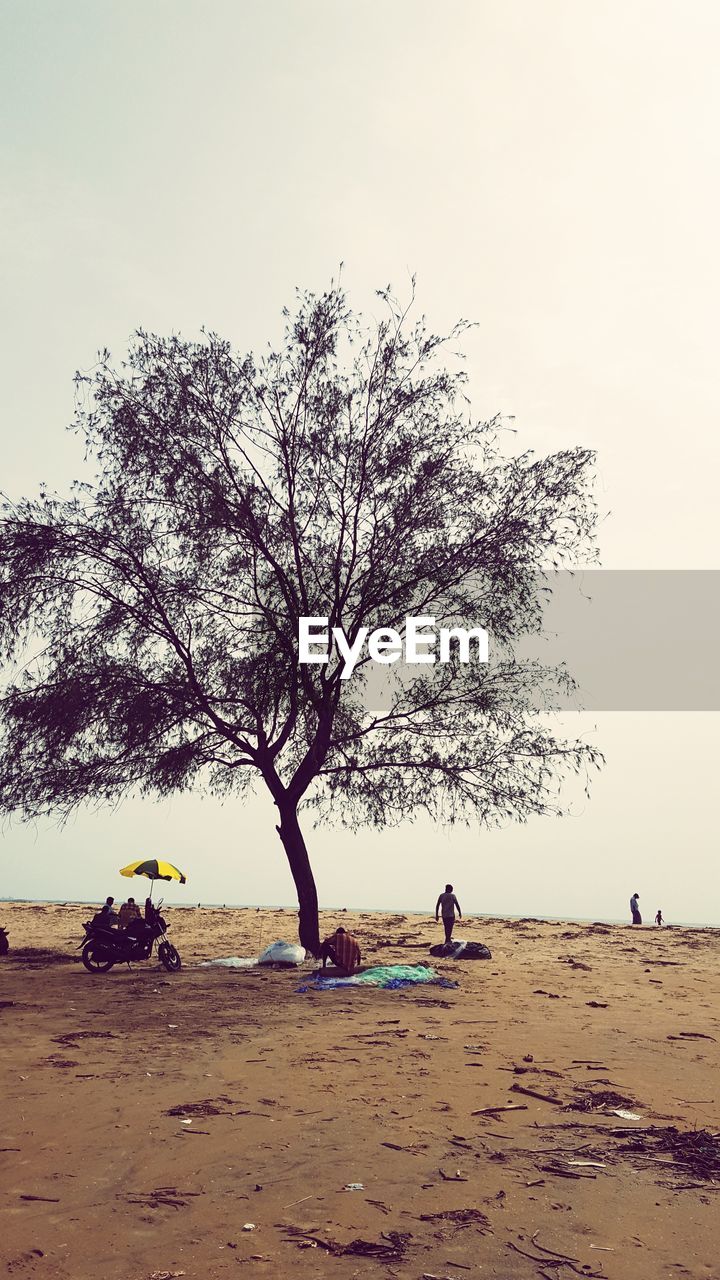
[1,902,719,1279]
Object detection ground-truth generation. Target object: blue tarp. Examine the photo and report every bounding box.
[297,963,458,993]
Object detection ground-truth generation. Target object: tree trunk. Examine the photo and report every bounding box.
[275,801,320,956]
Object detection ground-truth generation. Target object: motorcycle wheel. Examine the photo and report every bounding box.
[158,941,181,972]
[82,942,115,973]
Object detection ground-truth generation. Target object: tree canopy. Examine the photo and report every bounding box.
[0,286,600,952]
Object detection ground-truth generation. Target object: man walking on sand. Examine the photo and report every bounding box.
[436,884,462,943]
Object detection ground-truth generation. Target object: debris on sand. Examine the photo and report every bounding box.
[164,1097,234,1117]
[472,1103,528,1115]
[510,1083,565,1106]
[52,1030,117,1046]
[124,1187,201,1210]
[507,1238,605,1276]
[534,1122,720,1188]
[281,1226,411,1259]
[565,1088,639,1113]
[666,1031,716,1042]
[618,1126,720,1182]
[419,1208,490,1230]
[537,1160,599,1180]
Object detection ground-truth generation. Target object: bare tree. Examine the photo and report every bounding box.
[0,286,600,953]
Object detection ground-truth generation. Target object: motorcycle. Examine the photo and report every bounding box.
[79,899,181,974]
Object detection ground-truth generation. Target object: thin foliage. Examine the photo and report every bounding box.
[0,285,601,947]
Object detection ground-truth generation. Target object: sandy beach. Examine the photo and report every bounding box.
[1,902,719,1280]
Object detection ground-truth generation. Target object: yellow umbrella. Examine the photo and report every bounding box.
[119,859,187,886]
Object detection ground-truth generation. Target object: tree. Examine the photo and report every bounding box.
[0,286,600,954]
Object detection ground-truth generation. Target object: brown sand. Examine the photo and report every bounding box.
[1,902,719,1280]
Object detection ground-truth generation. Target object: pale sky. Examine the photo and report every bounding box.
[1,1,718,923]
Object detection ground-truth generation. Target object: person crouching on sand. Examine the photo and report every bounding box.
[436,884,462,943]
[319,926,361,975]
[630,892,642,925]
